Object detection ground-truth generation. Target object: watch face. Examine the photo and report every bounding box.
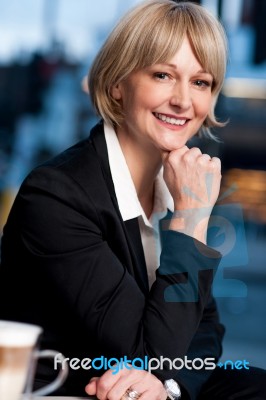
[164,379,181,399]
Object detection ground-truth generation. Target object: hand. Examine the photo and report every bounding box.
[85,366,167,400]
[162,146,221,243]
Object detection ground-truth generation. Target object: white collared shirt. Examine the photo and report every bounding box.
[104,123,174,288]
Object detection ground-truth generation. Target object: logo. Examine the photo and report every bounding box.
[151,178,248,302]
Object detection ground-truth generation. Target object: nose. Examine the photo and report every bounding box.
[170,82,192,110]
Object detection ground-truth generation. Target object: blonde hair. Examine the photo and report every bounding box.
[88,0,228,139]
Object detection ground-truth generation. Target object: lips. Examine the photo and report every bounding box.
[153,112,188,126]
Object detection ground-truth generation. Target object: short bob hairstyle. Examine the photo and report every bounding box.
[88,0,228,138]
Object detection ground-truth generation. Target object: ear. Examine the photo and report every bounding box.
[110,83,122,100]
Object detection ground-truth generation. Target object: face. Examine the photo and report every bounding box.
[111,36,214,153]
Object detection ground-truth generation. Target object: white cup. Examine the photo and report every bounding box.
[0,320,69,400]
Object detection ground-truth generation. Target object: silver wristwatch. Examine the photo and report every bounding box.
[164,379,181,399]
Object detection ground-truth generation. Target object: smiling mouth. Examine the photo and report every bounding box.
[153,112,188,126]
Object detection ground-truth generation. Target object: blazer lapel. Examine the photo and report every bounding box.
[90,121,149,295]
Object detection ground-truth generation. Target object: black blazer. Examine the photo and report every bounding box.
[0,121,224,399]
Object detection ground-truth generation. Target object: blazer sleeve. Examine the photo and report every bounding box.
[4,164,222,384]
[174,295,225,400]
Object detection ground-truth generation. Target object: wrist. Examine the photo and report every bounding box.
[169,209,210,244]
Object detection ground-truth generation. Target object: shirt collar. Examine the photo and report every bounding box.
[104,122,173,226]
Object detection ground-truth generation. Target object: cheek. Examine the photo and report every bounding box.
[127,95,156,116]
[196,95,212,119]
[120,95,137,116]
[136,84,164,108]
[122,86,145,108]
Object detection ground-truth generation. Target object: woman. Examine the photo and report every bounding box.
[0,1,265,399]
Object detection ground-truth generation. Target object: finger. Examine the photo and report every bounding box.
[163,147,191,170]
[209,156,221,166]
[197,153,213,167]
[201,153,212,161]
[103,375,137,400]
[85,377,99,395]
[119,386,144,400]
[96,367,140,399]
[140,391,167,400]
[105,368,163,399]
[105,369,146,399]
[188,146,202,155]
[162,145,189,163]
[95,368,123,399]
[134,386,167,400]
[123,375,165,399]
[183,146,202,162]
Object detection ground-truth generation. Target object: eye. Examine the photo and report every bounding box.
[193,79,211,88]
[153,72,171,81]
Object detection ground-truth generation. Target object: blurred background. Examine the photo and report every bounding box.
[0,0,265,368]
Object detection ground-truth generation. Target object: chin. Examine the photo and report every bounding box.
[163,140,188,152]
[159,132,190,150]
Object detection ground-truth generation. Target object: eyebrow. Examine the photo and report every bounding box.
[155,63,212,75]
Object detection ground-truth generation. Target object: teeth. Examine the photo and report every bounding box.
[155,112,186,126]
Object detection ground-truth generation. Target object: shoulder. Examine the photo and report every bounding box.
[22,120,107,193]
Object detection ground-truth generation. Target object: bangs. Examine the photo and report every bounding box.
[116,3,226,94]
[130,9,187,70]
[187,23,227,94]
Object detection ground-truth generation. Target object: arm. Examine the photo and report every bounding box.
[175,295,225,400]
[84,295,224,400]
[7,165,220,368]
[153,146,224,398]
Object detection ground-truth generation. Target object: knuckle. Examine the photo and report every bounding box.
[209,159,221,170]
[97,379,109,392]
[167,152,177,164]
[151,376,163,389]
[183,147,201,161]
[211,156,221,166]
[134,368,145,378]
[183,152,192,162]
[207,162,216,171]
[190,146,201,153]
[107,388,120,400]
[198,156,208,165]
